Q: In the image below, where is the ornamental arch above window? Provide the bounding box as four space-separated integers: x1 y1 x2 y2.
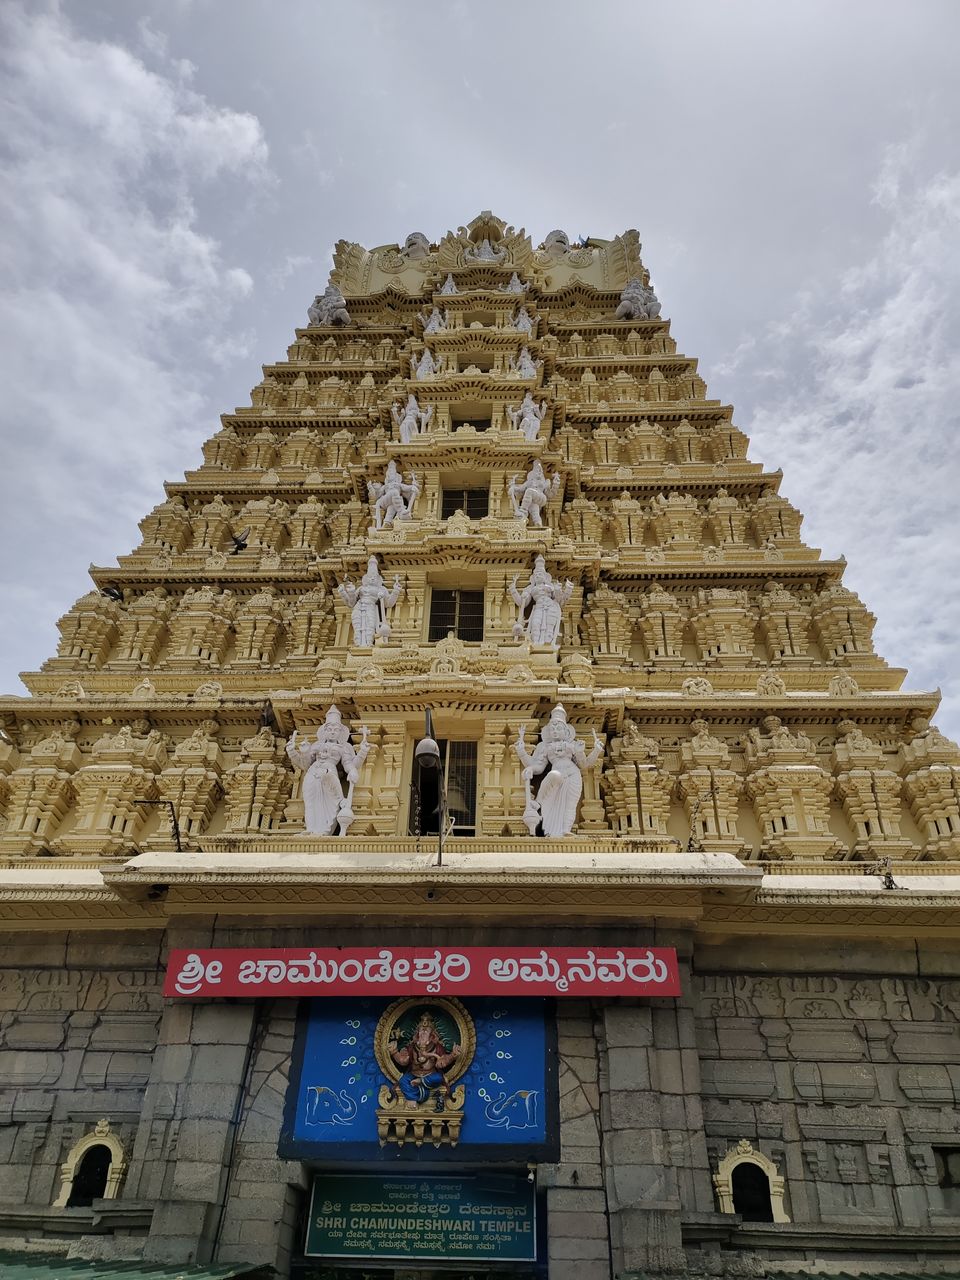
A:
713 1139 789 1223
53 1118 126 1209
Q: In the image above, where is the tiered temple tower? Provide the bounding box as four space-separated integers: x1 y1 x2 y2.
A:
1 213 959 1279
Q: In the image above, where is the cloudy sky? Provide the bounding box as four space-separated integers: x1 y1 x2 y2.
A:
1 0 958 732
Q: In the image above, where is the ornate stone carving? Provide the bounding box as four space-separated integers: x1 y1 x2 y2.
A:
286 707 371 836
507 461 560 526
601 722 672 838
745 716 840 860
899 718 960 858
308 284 351 326
514 705 603 837
615 277 661 320
812 584 877 661
158 721 223 839
338 556 403 646
638 582 684 661
418 305 447 334
509 346 541 379
222 728 290 833
369 460 420 529
508 556 573 647
507 391 547 442
581 585 634 661
410 348 444 380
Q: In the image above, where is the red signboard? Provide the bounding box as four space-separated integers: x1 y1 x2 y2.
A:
164 946 681 999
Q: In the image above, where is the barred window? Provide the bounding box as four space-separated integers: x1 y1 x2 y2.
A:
428 589 484 642
409 739 478 838
441 487 489 519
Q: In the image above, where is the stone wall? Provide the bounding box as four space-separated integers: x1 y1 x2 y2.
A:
0 931 162 1219
3 924 960 1276
693 937 960 1262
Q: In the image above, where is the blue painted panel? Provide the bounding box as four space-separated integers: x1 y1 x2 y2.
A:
290 997 548 1152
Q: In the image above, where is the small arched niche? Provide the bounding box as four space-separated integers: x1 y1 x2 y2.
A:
714 1138 789 1223
53 1118 126 1209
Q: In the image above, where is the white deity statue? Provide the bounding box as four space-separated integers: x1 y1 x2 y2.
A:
514 705 603 837
418 306 448 335
508 391 547 442
391 393 433 444
369 460 420 528
508 461 560 526
439 273 458 295
501 272 525 294
465 237 506 263
307 285 351 326
286 706 371 836
337 556 403 646
411 348 444 380
509 555 573 647
540 229 571 262
615 277 661 321
400 231 431 261
509 306 534 335
510 346 541 379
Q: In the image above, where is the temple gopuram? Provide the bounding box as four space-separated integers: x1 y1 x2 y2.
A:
1 212 959 1280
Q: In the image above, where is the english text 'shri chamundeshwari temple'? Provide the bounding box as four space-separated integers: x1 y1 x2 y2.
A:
2 213 960 1280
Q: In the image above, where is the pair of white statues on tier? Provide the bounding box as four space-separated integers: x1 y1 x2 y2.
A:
392 393 433 444
286 706 370 835
286 704 601 840
510 555 572 647
516 705 603 838
338 556 403 646
508 461 560 526
369 460 420 528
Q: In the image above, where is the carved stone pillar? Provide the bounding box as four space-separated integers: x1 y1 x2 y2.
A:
48 591 120 670
900 719 960 859
750 492 803 546
704 488 748 544
0 724 81 854
285 588 335 668
113 590 173 668
677 720 745 855
637 583 685 662
165 588 235 668
222 729 291 834
759 581 810 661
66 724 168 856
832 721 912 859
231 587 286 666
600 725 668 840
156 723 224 843
745 716 841 860
581 585 635 665
690 588 756 665
811 583 877 661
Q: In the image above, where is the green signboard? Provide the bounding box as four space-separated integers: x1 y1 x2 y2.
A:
305 1172 537 1263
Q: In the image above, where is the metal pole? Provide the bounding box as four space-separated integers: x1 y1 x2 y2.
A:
135 798 183 852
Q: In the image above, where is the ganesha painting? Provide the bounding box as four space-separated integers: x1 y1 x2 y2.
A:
373 997 476 1147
